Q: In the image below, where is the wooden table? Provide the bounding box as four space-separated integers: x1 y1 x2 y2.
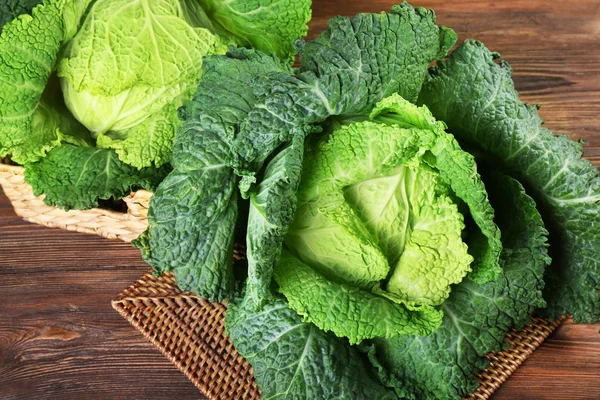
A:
1 1 600 399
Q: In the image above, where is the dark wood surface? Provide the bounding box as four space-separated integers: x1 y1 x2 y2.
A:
1 1 600 399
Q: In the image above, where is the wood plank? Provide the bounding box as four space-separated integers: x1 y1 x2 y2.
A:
0 193 204 400
0 223 146 269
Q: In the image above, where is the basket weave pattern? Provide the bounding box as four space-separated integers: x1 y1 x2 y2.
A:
112 270 261 400
0 160 565 400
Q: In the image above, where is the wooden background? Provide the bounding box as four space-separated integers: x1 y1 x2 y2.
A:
1 1 600 399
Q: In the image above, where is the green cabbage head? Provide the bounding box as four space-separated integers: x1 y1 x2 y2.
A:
278 94 501 344
57 0 224 169
56 0 311 168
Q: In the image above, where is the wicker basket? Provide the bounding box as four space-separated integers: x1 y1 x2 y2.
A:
0 160 566 400
0 163 150 242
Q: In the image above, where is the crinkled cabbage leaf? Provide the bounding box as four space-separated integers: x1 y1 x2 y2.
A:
226 296 397 400
419 39 600 322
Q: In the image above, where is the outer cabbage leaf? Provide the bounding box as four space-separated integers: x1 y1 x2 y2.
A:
0 0 93 164
366 171 549 400
274 251 443 345
418 39 600 322
296 2 457 115
181 47 292 154
231 72 329 175
201 0 312 61
0 0 43 33
245 135 305 308
230 2 458 174
226 296 397 400
170 119 234 172
135 127 237 301
180 47 293 182
136 49 292 299
24 145 168 210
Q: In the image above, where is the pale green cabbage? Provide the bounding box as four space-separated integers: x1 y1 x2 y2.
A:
0 0 311 209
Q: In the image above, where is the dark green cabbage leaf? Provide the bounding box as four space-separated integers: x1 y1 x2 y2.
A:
419 39 600 322
25 145 168 210
226 296 397 400
0 0 44 34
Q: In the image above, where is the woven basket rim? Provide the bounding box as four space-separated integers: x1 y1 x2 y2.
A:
0 162 24 174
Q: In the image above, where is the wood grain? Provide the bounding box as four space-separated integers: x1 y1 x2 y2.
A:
0 206 203 400
1 1 600 399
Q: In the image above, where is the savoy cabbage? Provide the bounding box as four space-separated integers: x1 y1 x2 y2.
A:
0 0 312 208
279 95 500 344
137 3 598 399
